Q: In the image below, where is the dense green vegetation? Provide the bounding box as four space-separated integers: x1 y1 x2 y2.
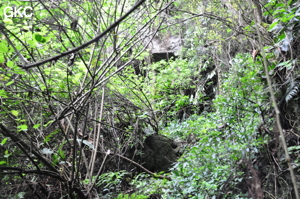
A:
1 0 300 198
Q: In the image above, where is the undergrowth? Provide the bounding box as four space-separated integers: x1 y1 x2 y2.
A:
120 53 268 198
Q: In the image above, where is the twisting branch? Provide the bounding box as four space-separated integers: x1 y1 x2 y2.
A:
0 124 60 176
0 166 64 181
0 26 29 65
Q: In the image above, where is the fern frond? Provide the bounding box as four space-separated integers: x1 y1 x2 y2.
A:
285 81 300 103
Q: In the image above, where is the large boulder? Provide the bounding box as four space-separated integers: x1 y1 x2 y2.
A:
139 134 178 172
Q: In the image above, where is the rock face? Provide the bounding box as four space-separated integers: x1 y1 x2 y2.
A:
139 134 178 172
148 33 182 55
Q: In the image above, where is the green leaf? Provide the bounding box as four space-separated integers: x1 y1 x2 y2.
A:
172 170 180 176
58 149 66 159
11 110 19 117
3 18 13 24
0 42 8 53
7 61 14 68
288 145 300 151
268 21 280 32
277 33 286 41
33 124 41 129
18 124 28 131
44 120 54 127
274 3 285 8
6 80 14 86
34 33 47 43
4 149 11 158
0 90 8 97
44 129 59 143
0 161 6 165
0 138 8 146
52 154 60 164
0 54 4 63
281 14 295 23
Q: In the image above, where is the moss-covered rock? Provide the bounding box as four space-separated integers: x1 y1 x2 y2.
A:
140 134 178 172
